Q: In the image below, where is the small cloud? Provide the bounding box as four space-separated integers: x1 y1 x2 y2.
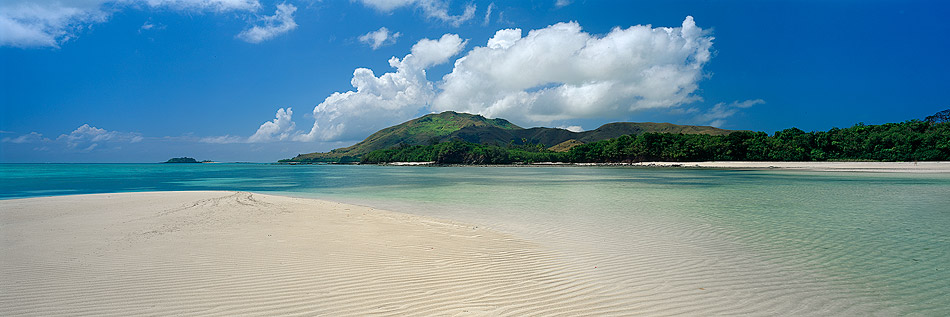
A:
139 20 165 32
421 1 475 27
407 33 467 67
557 125 583 132
143 0 262 12
483 2 494 25
554 0 572 8
1 132 49 144
357 0 475 27
237 3 298 44
358 0 416 12
56 124 143 151
733 99 764 109
359 27 401 50
694 99 765 127
200 135 247 144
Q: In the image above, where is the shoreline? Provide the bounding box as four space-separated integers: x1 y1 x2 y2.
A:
370 160 950 173
624 160 950 172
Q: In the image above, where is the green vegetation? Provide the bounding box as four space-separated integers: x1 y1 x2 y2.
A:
926 109 949 123
361 141 563 164
281 111 521 163
361 118 950 164
164 157 201 163
281 111 731 163
548 139 585 152
446 122 732 149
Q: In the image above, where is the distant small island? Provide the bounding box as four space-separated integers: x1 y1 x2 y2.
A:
164 157 213 163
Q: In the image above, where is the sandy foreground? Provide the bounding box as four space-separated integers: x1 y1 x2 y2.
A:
625 161 950 173
0 191 905 316
0 191 614 316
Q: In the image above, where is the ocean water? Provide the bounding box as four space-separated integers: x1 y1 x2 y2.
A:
2 163 948 314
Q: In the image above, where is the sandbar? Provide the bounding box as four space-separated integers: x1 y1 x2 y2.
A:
0 190 911 315
0 191 603 316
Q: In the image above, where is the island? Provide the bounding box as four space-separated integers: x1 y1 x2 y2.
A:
164 157 212 163
281 109 950 165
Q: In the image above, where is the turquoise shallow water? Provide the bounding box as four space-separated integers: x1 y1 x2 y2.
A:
2 163 949 314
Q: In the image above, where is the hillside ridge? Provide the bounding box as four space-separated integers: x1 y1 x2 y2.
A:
282 111 732 162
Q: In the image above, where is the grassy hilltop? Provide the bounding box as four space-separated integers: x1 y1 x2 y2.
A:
281 111 731 163
282 111 521 162
361 110 950 164
282 109 950 164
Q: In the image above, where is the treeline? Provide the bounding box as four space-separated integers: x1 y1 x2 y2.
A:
164 157 208 163
361 119 950 164
360 141 564 164
279 155 360 163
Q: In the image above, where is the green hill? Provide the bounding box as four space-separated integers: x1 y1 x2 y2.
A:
578 122 732 141
282 111 520 162
282 111 733 162
281 111 733 163
448 122 732 148
357 109 950 164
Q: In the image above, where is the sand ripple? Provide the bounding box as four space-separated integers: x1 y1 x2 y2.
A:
2 191 945 316
0 192 626 316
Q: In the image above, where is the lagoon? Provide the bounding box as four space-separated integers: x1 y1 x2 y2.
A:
2 163 948 314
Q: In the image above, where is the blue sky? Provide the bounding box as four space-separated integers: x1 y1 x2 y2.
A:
1 0 948 163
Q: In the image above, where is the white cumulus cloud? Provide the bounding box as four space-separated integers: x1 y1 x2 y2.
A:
407 34 468 67
237 3 297 44
554 0 572 8
358 0 475 27
249 107 297 142
297 33 466 141
56 124 143 151
432 16 714 125
359 27 401 49
0 0 267 48
240 17 720 145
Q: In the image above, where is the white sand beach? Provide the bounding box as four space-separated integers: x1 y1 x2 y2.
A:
627 161 950 173
0 191 612 316
0 190 916 315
